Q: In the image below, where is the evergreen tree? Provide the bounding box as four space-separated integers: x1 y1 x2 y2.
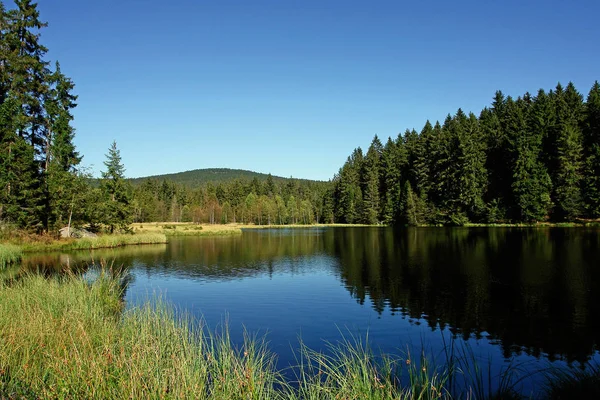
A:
333 148 363 223
45 62 81 230
398 181 422 226
100 141 131 233
583 81 600 217
455 111 487 220
380 137 403 224
481 92 512 221
509 95 552 221
551 82 584 220
361 136 382 224
413 121 434 199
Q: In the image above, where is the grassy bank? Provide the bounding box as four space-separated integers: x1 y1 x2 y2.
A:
0 244 22 269
132 222 244 236
1 272 597 399
131 222 374 236
0 272 280 399
0 272 450 399
16 233 168 253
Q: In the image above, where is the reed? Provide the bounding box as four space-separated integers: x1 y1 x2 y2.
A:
0 271 281 399
2 271 599 399
0 244 22 269
19 233 167 252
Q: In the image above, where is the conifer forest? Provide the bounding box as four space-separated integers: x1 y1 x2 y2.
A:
1 0 599 233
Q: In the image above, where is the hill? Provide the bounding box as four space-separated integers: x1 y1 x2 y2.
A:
127 168 322 188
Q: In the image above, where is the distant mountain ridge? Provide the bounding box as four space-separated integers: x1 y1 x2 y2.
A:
127 168 322 187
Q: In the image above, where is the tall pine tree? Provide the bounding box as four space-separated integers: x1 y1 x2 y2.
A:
582 81 600 218
100 141 132 233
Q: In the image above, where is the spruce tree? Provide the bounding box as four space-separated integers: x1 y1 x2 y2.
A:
481 92 512 221
551 82 584 220
100 141 131 233
413 121 434 198
45 62 81 230
509 96 552 221
582 82 600 218
399 180 423 226
380 137 403 224
456 111 487 220
361 136 382 224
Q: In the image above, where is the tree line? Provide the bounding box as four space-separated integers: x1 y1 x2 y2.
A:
1 1 599 234
0 1 135 234
331 81 600 225
0 0 331 232
130 175 331 225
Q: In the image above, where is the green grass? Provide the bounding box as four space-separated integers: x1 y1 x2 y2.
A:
0 244 22 269
288 336 451 400
2 271 599 399
542 362 600 399
19 233 167 253
0 271 280 399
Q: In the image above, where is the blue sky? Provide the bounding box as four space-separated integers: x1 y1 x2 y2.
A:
31 0 600 181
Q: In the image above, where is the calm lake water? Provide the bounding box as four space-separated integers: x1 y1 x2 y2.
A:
24 227 600 394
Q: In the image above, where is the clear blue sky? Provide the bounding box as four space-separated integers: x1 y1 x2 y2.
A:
32 0 599 181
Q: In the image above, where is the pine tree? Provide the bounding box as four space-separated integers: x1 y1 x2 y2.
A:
509 95 552 221
100 141 131 233
380 137 403 224
333 148 363 223
398 181 422 226
456 111 487 220
481 92 512 221
551 82 584 220
361 136 382 224
45 62 81 230
0 0 50 229
582 81 600 218
413 121 434 199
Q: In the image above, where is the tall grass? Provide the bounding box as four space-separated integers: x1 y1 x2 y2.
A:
0 271 281 399
2 271 599 399
19 233 167 252
542 362 600 399
287 336 451 400
0 244 22 269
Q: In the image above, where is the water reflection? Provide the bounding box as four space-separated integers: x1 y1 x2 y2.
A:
20 228 600 365
330 228 600 363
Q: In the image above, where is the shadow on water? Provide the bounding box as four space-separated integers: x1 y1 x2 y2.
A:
13 227 600 395
15 244 168 299
329 227 600 364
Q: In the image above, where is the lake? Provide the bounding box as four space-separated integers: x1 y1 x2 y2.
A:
24 227 600 395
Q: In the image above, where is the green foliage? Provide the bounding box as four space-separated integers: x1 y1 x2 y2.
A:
332 82 598 226
100 142 132 233
127 167 318 188
582 81 600 218
361 136 382 224
0 243 21 269
0 1 84 232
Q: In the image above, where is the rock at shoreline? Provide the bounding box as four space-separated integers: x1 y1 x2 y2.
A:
59 227 98 238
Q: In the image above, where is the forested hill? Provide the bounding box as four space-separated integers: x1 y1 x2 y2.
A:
331 81 600 226
127 168 320 187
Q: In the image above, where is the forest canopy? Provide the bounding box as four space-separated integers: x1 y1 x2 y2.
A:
0 0 598 233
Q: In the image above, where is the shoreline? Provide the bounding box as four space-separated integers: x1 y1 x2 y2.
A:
1 271 596 399
2 221 599 261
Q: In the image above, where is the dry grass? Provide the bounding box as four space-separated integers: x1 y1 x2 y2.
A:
131 222 372 236
17 233 168 253
132 222 243 236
